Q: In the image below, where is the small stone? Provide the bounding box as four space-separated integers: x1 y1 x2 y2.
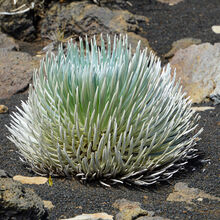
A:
143 195 148 202
191 106 215 112
212 25 220 34
197 198 203 202
217 121 220 126
185 206 193 211
61 213 113 220
0 105 8 113
13 175 48 185
156 0 184 6
43 200 54 210
75 206 83 209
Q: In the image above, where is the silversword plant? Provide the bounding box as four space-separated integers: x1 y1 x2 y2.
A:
8 35 202 186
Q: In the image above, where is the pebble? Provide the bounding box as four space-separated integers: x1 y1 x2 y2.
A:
156 0 184 6
61 213 113 220
212 25 220 34
43 200 54 210
0 105 8 113
13 175 48 185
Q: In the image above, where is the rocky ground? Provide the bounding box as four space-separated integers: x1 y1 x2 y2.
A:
0 0 220 219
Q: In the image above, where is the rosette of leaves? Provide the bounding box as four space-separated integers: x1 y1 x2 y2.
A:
8 35 202 186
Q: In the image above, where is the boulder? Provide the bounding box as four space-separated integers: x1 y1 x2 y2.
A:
0 176 48 219
40 1 151 52
170 43 220 103
0 50 40 99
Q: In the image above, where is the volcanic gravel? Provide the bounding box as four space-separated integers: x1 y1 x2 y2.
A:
0 0 220 219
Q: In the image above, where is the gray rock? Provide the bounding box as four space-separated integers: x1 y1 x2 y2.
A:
40 1 151 53
0 50 40 99
0 32 19 51
170 43 220 103
0 177 48 219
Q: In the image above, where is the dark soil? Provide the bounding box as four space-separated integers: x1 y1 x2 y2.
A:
1 0 220 220
124 0 220 57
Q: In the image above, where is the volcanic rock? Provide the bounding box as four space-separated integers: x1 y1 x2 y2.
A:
0 177 48 219
40 1 151 52
0 50 39 99
170 43 220 103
